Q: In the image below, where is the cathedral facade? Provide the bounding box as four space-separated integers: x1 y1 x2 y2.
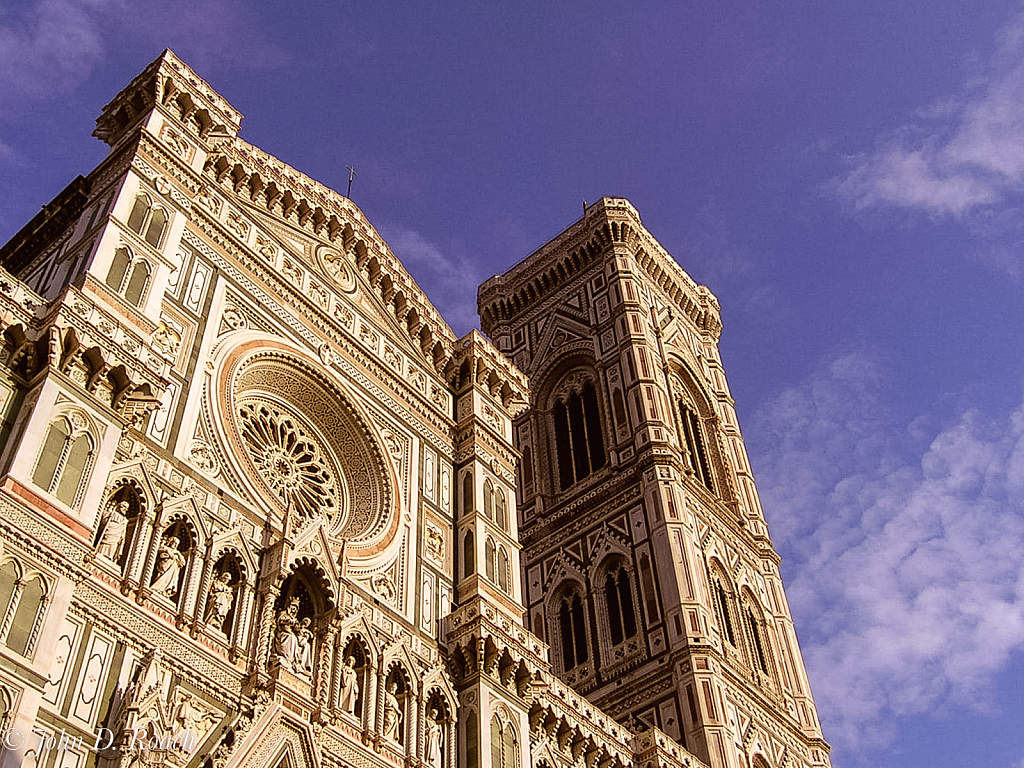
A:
0 51 829 768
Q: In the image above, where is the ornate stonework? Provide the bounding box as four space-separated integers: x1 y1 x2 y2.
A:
0 49 828 768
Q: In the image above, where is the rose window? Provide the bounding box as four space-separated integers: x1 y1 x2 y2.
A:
237 398 339 523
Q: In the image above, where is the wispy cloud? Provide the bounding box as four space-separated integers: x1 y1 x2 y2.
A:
834 12 1024 217
0 0 113 104
749 350 1024 755
378 224 482 336
0 0 284 111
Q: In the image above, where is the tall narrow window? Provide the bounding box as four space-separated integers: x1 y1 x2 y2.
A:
680 404 714 492
32 418 94 508
553 378 606 490
485 538 495 582
557 590 589 670
483 479 494 520
126 194 168 248
6 576 45 655
747 607 770 674
497 547 509 593
714 578 736 646
466 712 478 768
618 568 637 639
106 247 130 291
605 566 638 646
123 261 151 306
462 471 474 517
606 572 624 645
0 562 17 622
494 487 507 531
105 246 151 308
463 531 475 578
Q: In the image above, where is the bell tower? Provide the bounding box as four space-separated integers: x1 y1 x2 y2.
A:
478 198 830 768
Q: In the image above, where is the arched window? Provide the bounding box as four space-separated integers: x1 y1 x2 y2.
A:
490 714 518 768
7 576 45 655
485 537 495 582
32 417 94 508
0 562 17 624
494 487 507 531
556 589 588 670
742 595 773 679
678 402 714 493
105 247 152 307
126 193 168 248
554 379 605 490
604 565 638 646
713 575 737 647
497 546 510 593
0 561 49 658
483 478 494 520
466 711 478 768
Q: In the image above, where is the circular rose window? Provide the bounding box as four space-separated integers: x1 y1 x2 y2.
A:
212 341 395 548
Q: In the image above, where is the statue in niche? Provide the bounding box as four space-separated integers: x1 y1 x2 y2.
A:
151 534 186 597
273 597 302 674
205 571 236 633
382 681 402 742
339 655 359 716
425 707 443 768
97 499 130 561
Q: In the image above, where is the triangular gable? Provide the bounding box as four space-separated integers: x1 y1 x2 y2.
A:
421 660 458 713
158 493 211 542
224 703 321 768
337 612 381 661
533 314 592 367
209 527 259 579
105 458 161 511
381 639 420 696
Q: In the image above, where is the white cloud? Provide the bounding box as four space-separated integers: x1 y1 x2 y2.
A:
378 225 482 336
749 350 1024 755
0 0 113 104
835 12 1024 217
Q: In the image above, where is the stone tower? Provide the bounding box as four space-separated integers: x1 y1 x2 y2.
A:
478 198 830 768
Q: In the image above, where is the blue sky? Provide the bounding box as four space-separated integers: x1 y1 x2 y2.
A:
3 2 1024 766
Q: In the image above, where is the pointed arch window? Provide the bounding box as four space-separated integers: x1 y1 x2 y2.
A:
557 589 589 670
713 575 737 647
105 247 152 308
32 417 95 508
554 380 605 490
127 193 168 248
744 604 771 676
490 715 518 768
484 537 511 594
605 565 638 646
0 561 49 658
678 402 714 493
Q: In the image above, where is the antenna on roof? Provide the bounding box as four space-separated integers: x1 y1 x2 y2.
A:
346 166 357 198
583 200 588 216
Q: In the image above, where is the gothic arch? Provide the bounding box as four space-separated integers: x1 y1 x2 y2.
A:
667 359 724 495
708 557 739 651
533 357 608 492
593 553 639 651
740 586 777 683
